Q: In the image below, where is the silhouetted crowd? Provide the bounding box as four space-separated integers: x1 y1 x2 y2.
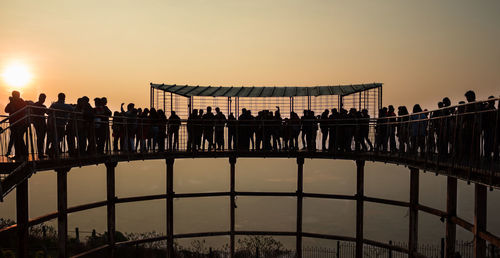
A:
3 90 499 164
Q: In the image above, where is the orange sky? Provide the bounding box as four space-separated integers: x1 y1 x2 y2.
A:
1 0 499 112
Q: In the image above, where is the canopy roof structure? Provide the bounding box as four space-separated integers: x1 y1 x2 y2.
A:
150 83 382 98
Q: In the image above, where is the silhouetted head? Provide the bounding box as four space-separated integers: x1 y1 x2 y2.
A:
171 111 176 115
127 103 134 111
388 105 394 112
413 104 422 113
442 97 451 107
362 109 368 115
113 111 120 116
199 109 204 115
101 97 107 105
207 106 212 112
57 93 65 102
438 102 443 108
82 96 89 103
465 90 476 102
94 98 102 106
215 107 220 113
11 91 20 99
38 93 46 103
192 109 198 115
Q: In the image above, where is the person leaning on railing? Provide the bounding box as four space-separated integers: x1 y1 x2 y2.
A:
4 91 27 160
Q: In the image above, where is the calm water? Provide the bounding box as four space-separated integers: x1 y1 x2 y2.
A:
1 158 499 249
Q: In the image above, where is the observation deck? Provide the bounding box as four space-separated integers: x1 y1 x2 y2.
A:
0 85 499 258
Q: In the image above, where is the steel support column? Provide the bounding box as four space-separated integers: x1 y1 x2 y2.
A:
296 157 304 258
16 178 29 258
106 162 118 258
446 177 457 258
356 160 365 258
474 184 487 258
166 158 175 258
409 167 419 257
56 167 71 258
229 156 236 258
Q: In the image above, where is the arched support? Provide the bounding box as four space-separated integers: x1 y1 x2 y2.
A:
105 162 118 258
229 156 236 258
409 167 419 257
356 160 365 258
16 178 28 258
474 184 487 258
296 157 304 258
445 177 457 258
166 158 175 258
56 167 71 258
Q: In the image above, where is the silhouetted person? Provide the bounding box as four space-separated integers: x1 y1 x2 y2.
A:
149 108 159 151
121 103 137 152
31 93 47 158
227 112 236 150
196 109 204 150
359 109 373 151
4 91 27 159
290 111 301 150
47 93 74 156
396 106 409 153
168 111 180 150
214 107 226 150
320 109 329 151
101 97 112 152
94 98 108 154
187 109 198 151
328 108 339 153
112 111 122 151
202 107 215 151
410 104 427 154
387 105 397 152
463 90 481 165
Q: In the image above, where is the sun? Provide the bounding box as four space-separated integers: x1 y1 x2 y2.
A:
1 62 33 89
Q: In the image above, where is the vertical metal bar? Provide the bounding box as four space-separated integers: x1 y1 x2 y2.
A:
296 157 304 258
150 85 153 109
474 184 487 258
16 178 29 258
356 160 365 258
166 158 175 258
229 156 236 258
445 177 457 258
163 91 166 112
409 167 419 256
106 162 117 258
170 93 173 114
57 168 70 258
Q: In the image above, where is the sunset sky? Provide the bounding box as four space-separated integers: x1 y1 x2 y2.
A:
1 0 499 111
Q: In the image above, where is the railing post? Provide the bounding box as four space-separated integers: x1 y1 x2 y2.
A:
409 167 419 257
229 156 236 258
166 157 175 258
356 160 365 258
474 184 487 258
445 177 457 258
296 157 304 258
16 177 29 258
56 167 71 258
106 162 118 258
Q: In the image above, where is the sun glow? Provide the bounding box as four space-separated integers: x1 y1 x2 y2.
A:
1 62 33 89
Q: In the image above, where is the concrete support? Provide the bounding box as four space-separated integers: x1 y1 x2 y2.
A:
409 167 419 257
474 184 487 258
106 162 118 258
445 177 457 258
296 157 304 258
56 168 70 258
356 160 365 258
166 158 175 258
16 178 29 258
229 156 236 258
